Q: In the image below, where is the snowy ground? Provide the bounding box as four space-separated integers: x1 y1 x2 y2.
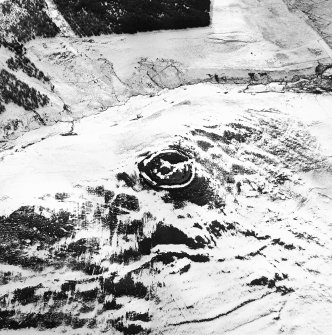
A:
67 0 332 81
2 0 332 143
1 0 332 334
0 83 331 334
1 83 332 211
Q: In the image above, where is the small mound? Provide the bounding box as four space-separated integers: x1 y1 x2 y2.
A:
138 149 195 189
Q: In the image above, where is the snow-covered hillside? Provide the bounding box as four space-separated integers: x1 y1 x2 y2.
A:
0 83 332 334
1 0 332 144
1 0 332 334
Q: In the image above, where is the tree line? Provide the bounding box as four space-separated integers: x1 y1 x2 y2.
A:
0 69 50 113
53 0 211 36
7 55 51 83
0 0 59 43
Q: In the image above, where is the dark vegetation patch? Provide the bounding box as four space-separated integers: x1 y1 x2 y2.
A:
102 273 147 299
12 285 41 305
41 278 108 314
87 185 106 197
7 55 50 82
75 288 99 302
0 206 74 268
0 0 59 44
272 238 296 250
71 262 106 276
66 238 100 257
110 247 143 265
113 193 140 212
1 254 46 271
53 0 211 36
241 230 270 240
249 275 281 288
197 140 214 151
193 222 203 229
86 186 115 203
0 271 12 285
191 128 224 142
0 100 5 114
109 213 209 265
0 310 92 330
110 219 207 264
0 69 49 112
105 190 115 203
43 290 67 305
271 172 291 185
113 246 210 267
192 124 259 146
179 263 191 274
151 252 209 265
2 206 74 243
235 246 268 261
243 150 277 166
140 222 206 252
161 175 223 209
118 219 144 235
0 270 148 332
116 172 137 188
0 39 25 55
231 163 256 175
222 130 249 144
0 31 54 116
275 285 295 295
61 281 77 292
53 240 106 275
87 186 104 197
248 273 294 295
0 312 65 330
1 260 149 332
290 230 323 246
246 246 267 258
103 298 122 311
107 206 130 238
208 220 236 238
0 189 212 331
55 192 70 201
126 312 151 322
228 123 258 135
111 317 146 335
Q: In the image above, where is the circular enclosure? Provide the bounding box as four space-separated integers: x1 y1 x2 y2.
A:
138 149 195 189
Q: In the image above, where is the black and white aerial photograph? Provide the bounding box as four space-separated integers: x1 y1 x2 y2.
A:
0 0 332 334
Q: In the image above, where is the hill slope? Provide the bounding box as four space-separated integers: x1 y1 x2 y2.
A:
0 84 331 334
2 0 332 145
1 2 332 333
